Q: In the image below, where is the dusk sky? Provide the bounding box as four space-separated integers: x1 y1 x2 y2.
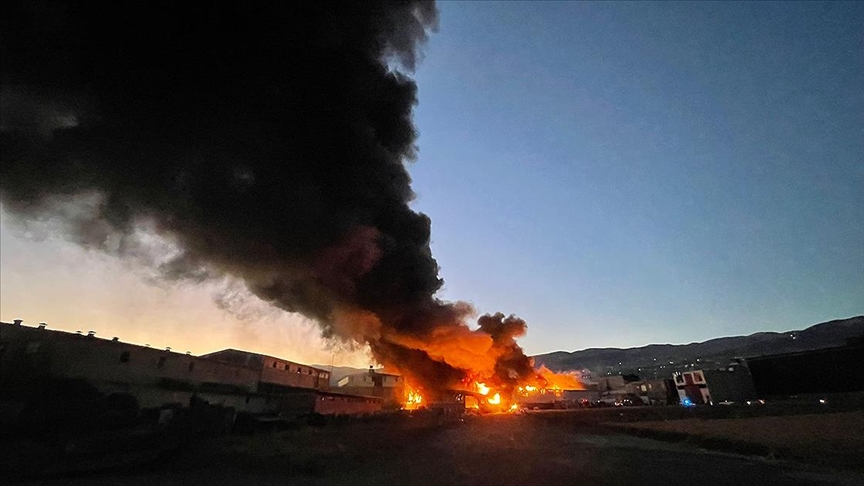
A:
1 1 862 366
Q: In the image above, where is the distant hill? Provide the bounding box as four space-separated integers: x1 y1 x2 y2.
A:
532 316 864 375
315 317 863 384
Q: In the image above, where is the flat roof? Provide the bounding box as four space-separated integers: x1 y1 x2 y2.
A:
200 348 330 373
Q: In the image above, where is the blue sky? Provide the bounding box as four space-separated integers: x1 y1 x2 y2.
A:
1 1 861 358
407 1 863 352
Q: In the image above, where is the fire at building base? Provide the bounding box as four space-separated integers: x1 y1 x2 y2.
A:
0 319 585 436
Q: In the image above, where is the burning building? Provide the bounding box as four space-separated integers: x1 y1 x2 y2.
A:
0 1 582 406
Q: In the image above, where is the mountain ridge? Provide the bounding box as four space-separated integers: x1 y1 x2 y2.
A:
533 316 863 374
315 316 863 383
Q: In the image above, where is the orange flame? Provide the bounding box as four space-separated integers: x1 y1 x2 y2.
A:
535 365 583 390
402 384 424 410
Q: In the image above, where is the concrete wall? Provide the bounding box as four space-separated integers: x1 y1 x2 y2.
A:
747 344 864 397
1 323 391 422
338 385 403 407
338 372 403 388
624 379 673 405
703 368 758 403
336 372 404 406
260 355 329 390
315 393 382 415
0 323 259 393
203 349 330 390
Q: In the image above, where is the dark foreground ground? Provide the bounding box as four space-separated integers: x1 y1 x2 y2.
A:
5 409 864 486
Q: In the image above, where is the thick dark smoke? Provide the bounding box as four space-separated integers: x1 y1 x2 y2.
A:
1 1 545 394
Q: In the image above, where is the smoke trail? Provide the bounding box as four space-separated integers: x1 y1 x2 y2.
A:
1 1 555 393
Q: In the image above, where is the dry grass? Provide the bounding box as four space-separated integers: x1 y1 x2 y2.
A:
611 411 864 469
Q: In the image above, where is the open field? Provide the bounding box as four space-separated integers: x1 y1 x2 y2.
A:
608 411 864 471
5 409 864 485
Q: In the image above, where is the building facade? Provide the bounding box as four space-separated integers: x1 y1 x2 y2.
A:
0 321 380 427
336 369 404 408
201 348 331 391
747 341 864 398
673 370 711 405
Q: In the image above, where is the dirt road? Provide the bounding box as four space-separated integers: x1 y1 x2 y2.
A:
15 413 864 486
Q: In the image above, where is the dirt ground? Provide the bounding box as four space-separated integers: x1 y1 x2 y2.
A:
10 411 864 486
609 411 864 470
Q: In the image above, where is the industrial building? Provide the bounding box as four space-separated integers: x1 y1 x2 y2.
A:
337 369 405 407
673 361 759 405
0 320 383 430
747 339 864 399
673 370 711 405
701 365 758 404
625 379 678 405
201 348 331 392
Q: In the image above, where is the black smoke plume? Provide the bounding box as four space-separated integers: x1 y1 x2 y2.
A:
1 1 551 394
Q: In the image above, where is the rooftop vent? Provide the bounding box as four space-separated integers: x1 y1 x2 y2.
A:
13 319 23 326
38 322 47 330
87 331 96 338
76 330 83 335
185 351 191 355
165 347 171 352
112 337 120 341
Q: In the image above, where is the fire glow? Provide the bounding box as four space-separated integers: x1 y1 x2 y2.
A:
401 367 583 413
1 1 583 420
403 385 424 411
